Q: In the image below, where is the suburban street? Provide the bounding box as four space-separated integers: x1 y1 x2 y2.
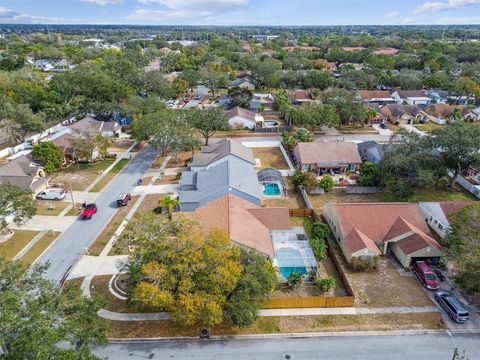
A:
93 332 480 359
182 85 209 109
36 145 158 285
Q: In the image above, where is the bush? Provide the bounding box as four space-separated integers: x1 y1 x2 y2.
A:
349 256 378 271
319 175 334 192
309 237 328 261
311 222 330 239
31 141 64 173
356 162 381 187
287 272 303 288
314 277 336 292
291 170 305 187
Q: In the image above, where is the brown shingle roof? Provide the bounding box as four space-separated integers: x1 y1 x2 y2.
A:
373 48 400 55
293 142 362 166
344 228 380 255
225 106 256 121
425 104 468 117
176 194 291 256
359 90 392 100
287 89 311 101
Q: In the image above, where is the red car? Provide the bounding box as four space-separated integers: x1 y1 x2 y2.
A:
412 261 439 290
81 203 98 220
116 193 132 207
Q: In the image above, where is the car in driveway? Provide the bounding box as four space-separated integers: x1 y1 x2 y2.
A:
412 261 439 290
435 290 469 323
36 188 67 201
116 193 131 207
194 93 202 100
81 203 98 220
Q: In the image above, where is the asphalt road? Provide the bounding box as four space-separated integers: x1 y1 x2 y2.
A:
36 145 158 285
92 333 480 360
182 85 209 109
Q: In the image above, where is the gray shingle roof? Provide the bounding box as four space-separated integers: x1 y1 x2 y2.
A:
179 160 262 205
190 138 255 167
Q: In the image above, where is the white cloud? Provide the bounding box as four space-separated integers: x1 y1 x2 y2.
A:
0 6 76 23
402 17 415 24
384 11 400 19
81 0 123 5
130 0 249 24
415 0 480 13
436 16 480 23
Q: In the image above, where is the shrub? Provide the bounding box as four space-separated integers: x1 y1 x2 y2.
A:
302 172 318 192
319 175 334 192
311 222 330 239
287 272 303 288
349 256 378 271
309 237 328 261
31 141 64 173
314 277 336 292
291 170 305 187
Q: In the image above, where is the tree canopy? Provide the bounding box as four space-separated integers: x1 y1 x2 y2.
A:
0 183 37 233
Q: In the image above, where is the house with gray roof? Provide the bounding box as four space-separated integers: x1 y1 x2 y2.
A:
0 154 48 194
179 138 262 211
189 138 255 171
357 141 385 164
69 116 121 137
231 76 255 90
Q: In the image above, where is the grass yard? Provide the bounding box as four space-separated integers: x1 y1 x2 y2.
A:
51 160 115 191
329 240 434 308
414 122 443 132
0 230 40 260
88 196 138 256
252 147 288 169
19 230 59 265
166 151 192 168
107 313 444 338
65 204 82 216
90 158 129 193
35 201 70 216
263 177 306 209
309 189 381 213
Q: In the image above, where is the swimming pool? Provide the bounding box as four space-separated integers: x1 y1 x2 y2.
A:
263 120 280 128
263 182 281 196
275 247 307 279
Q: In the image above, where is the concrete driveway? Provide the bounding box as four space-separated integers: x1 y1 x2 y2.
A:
36 145 158 285
423 268 480 331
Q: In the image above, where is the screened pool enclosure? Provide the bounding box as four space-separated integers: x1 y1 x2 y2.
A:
257 168 287 197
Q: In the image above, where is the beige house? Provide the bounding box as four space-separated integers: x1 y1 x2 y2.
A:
379 104 426 125
324 203 443 268
0 154 48 195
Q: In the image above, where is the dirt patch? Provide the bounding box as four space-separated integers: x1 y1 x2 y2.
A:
51 160 114 191
107 312 444 338
330 240 434 308
166 151 192 168
155 174 179 185
108 139 134 153
151 155 167 169
309 189 382 213
253 147 288 169
263 177 306 208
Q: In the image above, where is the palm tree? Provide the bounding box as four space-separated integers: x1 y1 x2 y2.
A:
159 193 179 219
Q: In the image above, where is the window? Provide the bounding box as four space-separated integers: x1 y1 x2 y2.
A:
438 224 443 230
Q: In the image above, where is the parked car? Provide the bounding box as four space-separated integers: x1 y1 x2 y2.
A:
81 203 97 220
116 193 131 207
36 188 67 201
435 290 469 323
194 94 202 100
380 123 389 129
435 269 446 282
412 261 439 290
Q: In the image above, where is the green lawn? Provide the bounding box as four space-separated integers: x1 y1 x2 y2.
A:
90 158 129 193
19 231 59 265
60 160 115 173
379 185 476 202
35 201 69 216
51 160 115 191
0 230 40 260
413 122 443 132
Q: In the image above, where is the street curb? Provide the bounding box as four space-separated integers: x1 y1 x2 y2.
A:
107 329 480 343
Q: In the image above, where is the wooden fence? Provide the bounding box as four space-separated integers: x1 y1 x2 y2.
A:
265 295 354 309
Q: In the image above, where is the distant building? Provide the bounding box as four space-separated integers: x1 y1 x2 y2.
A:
358 90 395 105
252 35 279 42
390 90 431 106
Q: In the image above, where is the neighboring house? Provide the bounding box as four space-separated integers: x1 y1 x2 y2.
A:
282 46 321 52
287 89 312 105
358 90 395 105
252 35 279 41
423 104 473 125
176 194 291 256
69 116 121 137
365 104 387 125
419 201 475 238
426 90 448 104
469 107 480 121
143 59 162 72
179 138 262 211
49 130 77 164
373 48 400 55
231 77 255 90
390 90 431 106
467 165 480 184
357 141 385 164
323 203 443 267
0 154 48 194
293 142 362 173
225 106 257 129
379 104 426 125
249 93 275 111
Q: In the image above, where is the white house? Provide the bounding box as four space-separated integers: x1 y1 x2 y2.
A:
419 202 475 238
225 107 257 129
391 90 432 106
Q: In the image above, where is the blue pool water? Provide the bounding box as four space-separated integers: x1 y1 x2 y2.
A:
263 182 281 196
279 266 307 279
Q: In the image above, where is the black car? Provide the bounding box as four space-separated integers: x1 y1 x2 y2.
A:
434 290 469 323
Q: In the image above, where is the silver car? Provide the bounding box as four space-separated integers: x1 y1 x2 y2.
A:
434 290 469 323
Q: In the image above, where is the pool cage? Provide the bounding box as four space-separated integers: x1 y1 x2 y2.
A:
257 168 287 195
271 227 318 280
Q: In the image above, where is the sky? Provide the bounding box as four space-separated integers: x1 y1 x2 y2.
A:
1 0 480 26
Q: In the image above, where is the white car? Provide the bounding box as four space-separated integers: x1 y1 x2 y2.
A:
36 188 67 201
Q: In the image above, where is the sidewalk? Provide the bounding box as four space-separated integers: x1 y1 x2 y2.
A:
400 124 427 137
132 184 179 196
67 255 128 279
10 216 76 231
